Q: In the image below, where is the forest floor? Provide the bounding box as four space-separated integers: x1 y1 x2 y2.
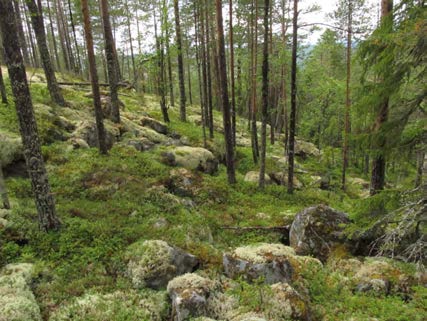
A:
0 68 425 321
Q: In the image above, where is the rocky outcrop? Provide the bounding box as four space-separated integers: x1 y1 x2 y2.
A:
289 205 351 262
0 132 23 168
244 171 272 185
71 120 119 150
223 243 322 284
161 147 218 174
0 263 42 321
295 140 320 158
49 289 169 321
126 240 199 289
166 168 201 197
141 116 168 134
269 283 311 320
269 171 303 189
167 273 215 321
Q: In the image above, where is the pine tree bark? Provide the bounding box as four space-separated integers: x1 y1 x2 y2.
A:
173 0 186 121
287 0 298 194
100 0 120 124
205 2 214 138
370 0 393 195
67 0 82 74
259 0 270 188
22 0 40 68
0 0 60 230
229 0 236 146
157 0 170 123
13 0 30 66
54 0 70 71
0 166 10 209
46 0 61 71
81 0 108 155
26 0 66 106
124 0 137 89
165 18 175 107
250 0 259 164
342 2 352 190
0 65 8 104
215 0 236 185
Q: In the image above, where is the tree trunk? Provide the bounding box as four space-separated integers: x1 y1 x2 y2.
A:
13 0 30 66
100 0 121 124
54 0 70 71
157 0 170 123
22 0 40 68
250 0 259 164
0 0 60 230
370 0 393 196
229 0 236 146
205 1 214 138
26 0 66 106
287 0 298 194
342 2 352 190
0 166 10 209
46 0 61 71
165 18 175 107
259 0 270 188
81 0 108 155
173 0 186 121
56 0 75 72
124 0 137 89
0 65 7 104
215 0 236 184
67 0 82 74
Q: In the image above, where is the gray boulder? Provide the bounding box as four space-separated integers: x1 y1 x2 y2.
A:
126 240 199 290
162 147 218 174
244 171 272 185
141 116 168 134
71 120 119 150
289 205 351 262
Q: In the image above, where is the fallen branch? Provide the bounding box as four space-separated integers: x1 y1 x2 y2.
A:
57 81 133 88
220 225 289 232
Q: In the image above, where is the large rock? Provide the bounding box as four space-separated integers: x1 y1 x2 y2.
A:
269 171 303 189
244 171 272 185
167 273 215 321
295 140 320 158
162 147 218 174
71 120 119 150
126 240 199 289
166 168 201 197
141 116 168 134
0 263 42 321
49 289 169 321
269 283 311 321
223 243 322 284
0 132 23 168
289 205 351 262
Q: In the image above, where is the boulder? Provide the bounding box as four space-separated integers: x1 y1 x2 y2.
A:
0 263 42 321
126 240 199 289
125 137 156 152
162 147 218 174
223 243 322 284
269 283 311 321
141 116 168 134
244 171 272 185
49 289 169 321
167 273 215 321
71 120 119 150
230 312 268 321
0 132 23 168
295 140 320 158
166 168 201 197
269 172 303 188
289 205 351 262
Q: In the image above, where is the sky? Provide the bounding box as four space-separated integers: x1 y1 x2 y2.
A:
299 0 378 43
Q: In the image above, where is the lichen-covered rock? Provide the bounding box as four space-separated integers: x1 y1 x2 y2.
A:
268 172 303 188
269 283 311 321
49 289 169 321
162 147 218 174
295 140 320 158
141 116 168 134
223 243 322 284
230 312 268 321
244 171 272 184
167 273 215 321
166 168 201 197
127 240 199 289
289 205 351 262
71 120 119 150
0 263 42 321
0 132 23 167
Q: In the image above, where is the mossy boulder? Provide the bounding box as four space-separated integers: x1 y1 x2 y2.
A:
223 243 322 284
167 273 216 321
0 132 23 168
141 116 168 134
71 120 119 150
269 171 303 188
289 205 351 262
230 312 268 321
244 171 272 184
269 282 311 321
49 289 169 321
0 263 42 321
126 240 199 289
166 168 201 197
162 147 218 174
294 140 320 158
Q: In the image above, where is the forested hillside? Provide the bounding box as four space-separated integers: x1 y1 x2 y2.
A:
0 0 425 320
